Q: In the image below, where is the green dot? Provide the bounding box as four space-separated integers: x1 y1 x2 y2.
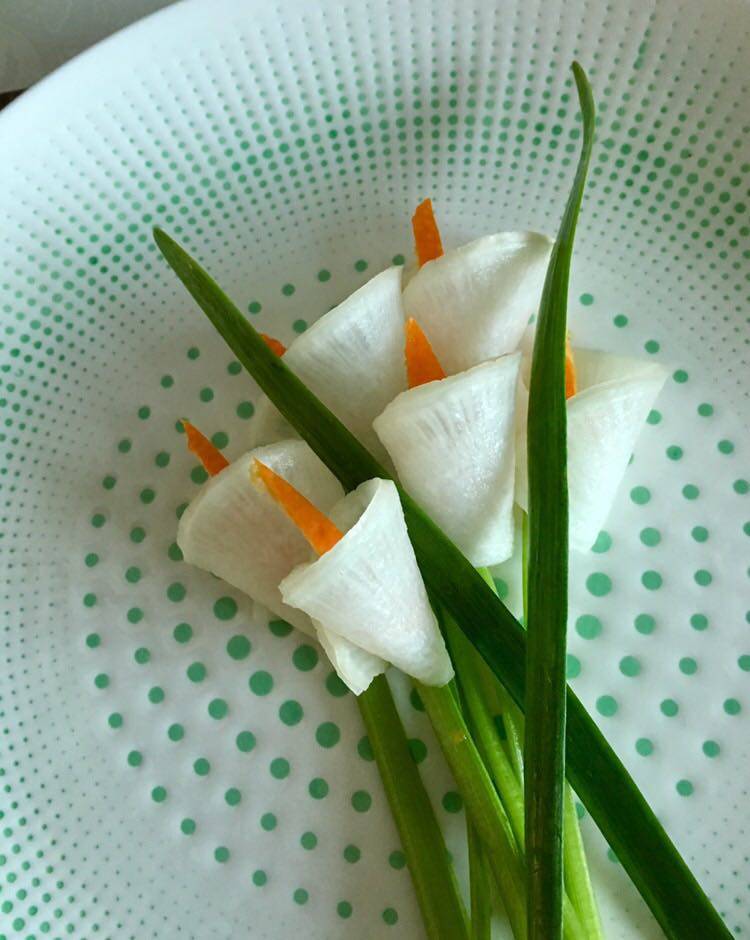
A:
308 777 329 799
127 750 142 768
301 831 317 850
236 731 256 753
343 844 360 863
676 779 693 797
641 570 662 590
293 318 308 334
293 888 309 905
187 662 206 682
108 712 123 729
161 374 174 388
723 698 741 715
173 622 192 643
566 654 581 679
208 698 228 719
666 445 683 461
268 618 292 637
619 656 641 677
236 401 255 419
738 655 750 672
635 737 653 756
575 615 602 639
392 253 405 266
193 757 210 776
252 869 267 886
409 688 425 711
84 552 99 568
151 786 167 803
140 487 155 505
281 283 295 296
124 566 141 584
248 301 262 315
733 478 749 495
85 632 100 649
408 738 428 764
693 569 712 587
580 292 594 305
83 591 98 607
130 525 146 543
682 484 699 500
279 700 303 726
389 849 406 869
317 269 331 282
167 723 184 742
660 698 679 717
180 818 196 835
187 346 200 360
155 451 170 468
352 790 372 812
260 812 277 831
697 402 714 417
630 486 651 505
167 541 183 561
226 635 251 660
94 672 109 689
214 846 230 863
644 339 660 354
613 314 628 327
249 670 273 695
91 513 106 528
148 686 165 704
102 474 117 490
316 722 341 748
326 671 349 697
227 360 241 376
213 596 237 620
673 369 688 384
118 437 132 453
586 572 612 596
634 613 655 634
198 387 214 404
292 644 318 671
690 613 708 631
442 791 463 813
702 740 720 757
639 527 661 547
166 581 186 603
382 908 399 926
270 757 290 779
357 735 374 761
337 901 353 919
691 526 709 543
679 657 697 675
211 431 229 449
646 409 661 425
718 438 735 455
127 607 144 624
591 530 612 553
596 695 618 717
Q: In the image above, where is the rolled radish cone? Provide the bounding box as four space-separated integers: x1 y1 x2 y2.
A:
281 479 454 687
177 440 343 636
515 348 669 552
402 232 552 375
249 266 407 459
373 354 522 567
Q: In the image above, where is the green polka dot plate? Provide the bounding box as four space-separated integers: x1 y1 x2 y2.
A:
0 0 748 937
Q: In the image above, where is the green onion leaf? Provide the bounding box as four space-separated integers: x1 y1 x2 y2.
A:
523 61 594 939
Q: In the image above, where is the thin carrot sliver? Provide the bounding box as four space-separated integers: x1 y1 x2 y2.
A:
252 459 343 556
412 198 444 267
565 337 577 399
260 333 287 357
182 419 229 476
405 317 446 389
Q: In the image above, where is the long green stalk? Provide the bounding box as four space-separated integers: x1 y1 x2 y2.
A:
152 64 731 937
358 676 470 940
563 789 603 939
468 822 492 940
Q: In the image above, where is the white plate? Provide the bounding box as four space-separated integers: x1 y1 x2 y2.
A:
0 0 748 936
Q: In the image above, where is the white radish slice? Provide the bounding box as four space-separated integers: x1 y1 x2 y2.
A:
373 354 522 567
249 266 407 458
177 440 343 636
402 232 552 375
515 349 668 552
281 479 453 686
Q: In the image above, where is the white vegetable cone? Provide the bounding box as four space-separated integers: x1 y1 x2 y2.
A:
373 354 522 567
402 232 552 375
250 266 407 459
281 479 454 687
177 440 343 636
515 347 668 552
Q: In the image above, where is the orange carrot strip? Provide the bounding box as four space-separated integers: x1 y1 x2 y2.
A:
260 333 287 357
252 459 343 556
405 317 446 389
181 419 229 477
565 336 577 400
412 198 444 267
